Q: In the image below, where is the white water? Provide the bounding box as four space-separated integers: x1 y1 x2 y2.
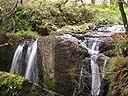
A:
80 38 108 96
10 39 39 84
58 34 108 96
25 39 39 83
25 45 32 65
89 39 101 96
10 44 24 74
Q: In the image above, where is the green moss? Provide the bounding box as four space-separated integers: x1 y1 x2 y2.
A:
15 30 38 39
0 71 57 96
43 73 75 96
0 71 25 96
43 73 57 91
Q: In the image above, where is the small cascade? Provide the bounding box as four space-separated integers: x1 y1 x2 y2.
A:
10 39 39 84
25 45 32 65
88 38 101 96
10 44 24 74
58 34 108 96
25 39 39 84
80 38 108 96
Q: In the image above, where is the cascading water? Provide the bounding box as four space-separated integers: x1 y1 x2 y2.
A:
80 37 102 96
25 39 39 84
25 45 32 65
10 39 39 84
88 38 101 96
58 34 108 96
10 44 24 74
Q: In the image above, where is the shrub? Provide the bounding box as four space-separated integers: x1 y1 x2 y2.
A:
14 0 94 35
108 56 128 96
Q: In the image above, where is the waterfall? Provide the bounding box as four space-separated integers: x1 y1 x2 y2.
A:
58 34 108 96
10 39 39 84
25 39 39 84
10 44 24 74
88 38 101 96
80 37 102 96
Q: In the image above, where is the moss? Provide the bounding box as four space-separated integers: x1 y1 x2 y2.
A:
43 73 75 96
43 73 57 91
15 30 38 39
0 71 25 96
0 71 59 96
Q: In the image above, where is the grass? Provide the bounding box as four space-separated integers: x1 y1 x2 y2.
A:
107 56 128 96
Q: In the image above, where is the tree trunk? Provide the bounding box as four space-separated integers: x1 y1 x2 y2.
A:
118 0 128 34
91 0 95 4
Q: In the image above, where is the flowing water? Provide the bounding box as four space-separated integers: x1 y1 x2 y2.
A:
80 37 102 96
10 44 24 74
58 34 108 96
11 33 109 95
25 39 39 84
88 38 101 96
10 39 39 84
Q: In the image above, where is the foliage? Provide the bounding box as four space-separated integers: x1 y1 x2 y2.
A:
114 35 128 56
107 56 128 96
15 5 51 36
107 35 128 95
62 23 89 33
86 5 121 27
0 71 25 96
16 0 93 33
15 30 38 39
43 73 57 91
1 0 127 35
0 0 16 33
0 71 56 96
0 0 94 35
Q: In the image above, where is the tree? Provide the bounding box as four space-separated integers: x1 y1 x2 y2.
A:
118 0 128 34
91 0 95 4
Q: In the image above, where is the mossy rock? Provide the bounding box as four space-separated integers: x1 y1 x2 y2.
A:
0 71 60 96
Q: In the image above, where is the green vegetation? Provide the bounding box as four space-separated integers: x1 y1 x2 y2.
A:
1 0 126 36
2 0 128 96
0 71 25 96
0 71 55 96
108 56 128 96
113 35 128 56
107 34 128 96
14 0 93 35
15 30 38 39
43 73 57 91
88 5 121 26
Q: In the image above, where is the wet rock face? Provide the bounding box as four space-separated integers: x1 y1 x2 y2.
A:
0 33 15 71
38 36 88 96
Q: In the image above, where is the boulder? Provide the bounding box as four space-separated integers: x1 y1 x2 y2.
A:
38 36 88 96
0 33 15 71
